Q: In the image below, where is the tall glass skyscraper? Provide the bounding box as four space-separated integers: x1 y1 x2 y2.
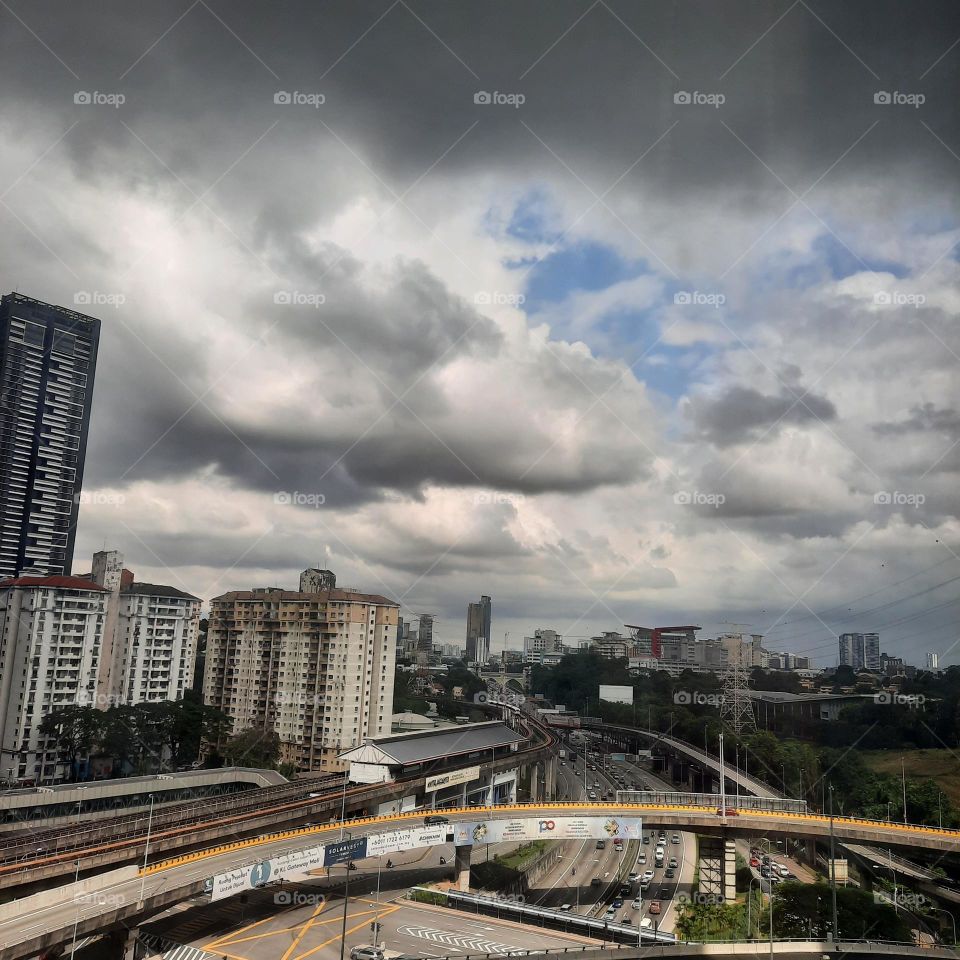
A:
0 293 100 578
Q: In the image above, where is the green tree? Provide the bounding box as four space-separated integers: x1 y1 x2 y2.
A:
38 704 102 780
224 726 281 768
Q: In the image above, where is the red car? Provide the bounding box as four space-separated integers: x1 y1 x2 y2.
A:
750 857 760 867
648 900 662 915
716 807 739 816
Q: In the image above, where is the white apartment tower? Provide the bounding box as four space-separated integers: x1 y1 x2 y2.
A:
203 571 399 772
0 575 108 783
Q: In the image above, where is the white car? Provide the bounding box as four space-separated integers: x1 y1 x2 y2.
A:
632 898 642 910
350 948 384 960
641 870 655 882
560 903 572 912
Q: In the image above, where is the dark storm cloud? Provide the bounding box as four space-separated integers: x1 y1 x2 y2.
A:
873 403 960 438
688 383 837 447
1 1 958 213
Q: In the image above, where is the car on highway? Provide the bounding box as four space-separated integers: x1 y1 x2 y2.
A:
596 839 606 850
588 791 597 800
605 905 617 918
664 868 675 879
648 900 662 915
641 870 655 882
628 871 640 882
671 834 680 844
642 835 650 844
591 877 602 887
423 815 448 825
612 898 623 908
632 897 642 910
350 947 384 960
637 853 646 864
749 857 760 867
640 918 653 931
560 903 572 912
668 857 678 869
760 865 772 877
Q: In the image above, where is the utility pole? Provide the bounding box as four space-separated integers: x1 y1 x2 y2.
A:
901 757 908 825
828 785 838 942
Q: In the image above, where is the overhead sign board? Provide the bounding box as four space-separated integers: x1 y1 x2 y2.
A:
425 765 480 792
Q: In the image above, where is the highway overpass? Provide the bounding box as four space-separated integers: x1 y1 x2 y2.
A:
1 801 957 960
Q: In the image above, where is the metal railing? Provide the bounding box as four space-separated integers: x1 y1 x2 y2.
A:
614 791 808 815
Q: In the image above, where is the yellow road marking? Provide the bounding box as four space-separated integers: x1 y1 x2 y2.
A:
279 900 327 960
292 905 400 960
205 913 279 950
224 907 381 945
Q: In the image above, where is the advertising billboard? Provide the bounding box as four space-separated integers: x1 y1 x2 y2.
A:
599 684 633 705
211 860 274 902
323 835 368 866
465 816 642 845
366 824 453 858
424 765 480 792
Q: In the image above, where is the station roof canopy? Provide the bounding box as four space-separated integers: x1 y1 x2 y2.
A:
339 720 524 767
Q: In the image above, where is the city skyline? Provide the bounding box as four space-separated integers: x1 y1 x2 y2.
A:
0 2 956 670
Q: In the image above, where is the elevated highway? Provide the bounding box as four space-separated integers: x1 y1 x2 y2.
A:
1 801 956 960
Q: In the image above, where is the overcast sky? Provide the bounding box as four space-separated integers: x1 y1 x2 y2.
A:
2 1 958 666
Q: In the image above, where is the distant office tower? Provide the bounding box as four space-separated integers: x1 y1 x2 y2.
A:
417 614 435 654
926 652 939 670
0 294 100 579
204 572 398 771
523 628 563 661
839 632 880 671
465 594 491 662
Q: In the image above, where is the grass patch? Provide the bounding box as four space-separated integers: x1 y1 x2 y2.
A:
861 749 960 806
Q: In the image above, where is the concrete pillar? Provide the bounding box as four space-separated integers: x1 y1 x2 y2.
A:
107 926 138 960
723 839 737 903
802 839 818 868
454 843 472 891
544 756 557 801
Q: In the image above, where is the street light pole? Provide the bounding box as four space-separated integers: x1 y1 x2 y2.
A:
828 784 838 942
718 733 726 819
138 794 155 905
69 859 81 960
901 756 908 825
928 905 957 945
339 855 353 960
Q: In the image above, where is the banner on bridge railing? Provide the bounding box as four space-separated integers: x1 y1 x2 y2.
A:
465 815 642 845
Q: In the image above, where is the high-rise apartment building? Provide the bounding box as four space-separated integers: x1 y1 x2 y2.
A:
926 652 940 671
465 595 491 662
0 551 200 784
416 613 435 655
0 574 109 783
839 632 880 671
0 294 100 579
203 571 399 772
